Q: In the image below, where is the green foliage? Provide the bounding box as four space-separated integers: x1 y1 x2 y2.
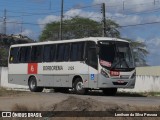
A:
105 19 120 38
125 38 149 66
0 34 34 66
39 17 120 41
0 47 8 66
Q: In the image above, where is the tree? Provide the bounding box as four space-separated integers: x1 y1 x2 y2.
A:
105 19 120 38
39 17 120 41
0 47 8 66
124 38 149 66
0 34 34 67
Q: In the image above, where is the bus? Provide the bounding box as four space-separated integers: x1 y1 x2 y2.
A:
8 37 136 95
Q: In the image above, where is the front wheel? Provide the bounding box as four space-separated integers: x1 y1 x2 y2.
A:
28 77 43 92
102 88 117 96
74 78 86 95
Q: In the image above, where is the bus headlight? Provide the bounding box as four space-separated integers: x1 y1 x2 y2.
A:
131 72 136 79
101 69 109 78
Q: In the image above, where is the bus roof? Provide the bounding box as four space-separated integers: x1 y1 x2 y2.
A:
10 37 129 47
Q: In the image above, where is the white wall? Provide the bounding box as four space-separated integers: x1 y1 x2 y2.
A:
0 67 27 89
120 75 160 92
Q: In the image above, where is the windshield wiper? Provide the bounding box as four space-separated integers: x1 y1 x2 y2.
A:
111 58 130 69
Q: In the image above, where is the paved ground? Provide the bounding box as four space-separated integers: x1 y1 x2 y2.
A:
0 91 160 111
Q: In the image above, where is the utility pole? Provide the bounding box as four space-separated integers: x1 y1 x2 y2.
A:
21 17 23 34
3 9 6 35
123 1 125 10
59 0 64 40
49 0 52 10
101 3 106 37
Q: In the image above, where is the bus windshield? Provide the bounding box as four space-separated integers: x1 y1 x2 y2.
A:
98 41 135 71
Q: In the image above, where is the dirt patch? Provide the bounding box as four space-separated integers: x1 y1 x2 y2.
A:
49 96 120 111
40 96 160 120
0 87 29 97
49 96 160 112
40 96 160 119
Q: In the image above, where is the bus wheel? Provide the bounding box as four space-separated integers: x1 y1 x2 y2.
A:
102 88 117 96
28 77 43 92
74 78 86 95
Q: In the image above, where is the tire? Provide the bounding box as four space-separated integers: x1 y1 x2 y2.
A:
74 78 86 95
102 88 117 96
28 77 43 92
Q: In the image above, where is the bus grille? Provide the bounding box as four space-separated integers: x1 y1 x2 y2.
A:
112 82 128 85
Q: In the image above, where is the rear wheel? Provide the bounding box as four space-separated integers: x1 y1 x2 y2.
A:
102 88 117 96
28 77 43 92
74 78 86 95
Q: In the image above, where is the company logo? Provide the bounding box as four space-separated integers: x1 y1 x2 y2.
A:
2 112 11 117
28 63 38 74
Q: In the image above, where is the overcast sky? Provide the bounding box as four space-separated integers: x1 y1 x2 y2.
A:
0 0 160 66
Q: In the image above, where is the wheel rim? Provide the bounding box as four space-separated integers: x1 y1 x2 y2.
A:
30 80 36 89
76 82 84 91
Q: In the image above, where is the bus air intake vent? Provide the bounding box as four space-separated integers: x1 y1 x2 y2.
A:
112 82 128 85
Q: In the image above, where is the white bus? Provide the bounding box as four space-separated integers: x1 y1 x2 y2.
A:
8 37 136 95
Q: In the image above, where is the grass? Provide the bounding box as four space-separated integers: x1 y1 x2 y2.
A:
142 91 160 96
0 87 27 96
116 91 146 97
117 91 160 97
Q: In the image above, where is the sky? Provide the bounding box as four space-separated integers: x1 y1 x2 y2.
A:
0 0 160 66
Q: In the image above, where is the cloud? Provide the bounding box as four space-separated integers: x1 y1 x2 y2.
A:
37 9 102 29
145 37 160 65
114 14 142 26
64 9 101 21
38 15 60 29
14 29 36 40
20 29 33 36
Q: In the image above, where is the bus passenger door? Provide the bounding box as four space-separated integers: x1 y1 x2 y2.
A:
86 42 98 89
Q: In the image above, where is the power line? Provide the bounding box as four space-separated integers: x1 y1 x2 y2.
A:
120 21 160 27
1 19 160 28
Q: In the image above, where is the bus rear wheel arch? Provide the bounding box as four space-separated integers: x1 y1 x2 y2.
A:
28 76 44 92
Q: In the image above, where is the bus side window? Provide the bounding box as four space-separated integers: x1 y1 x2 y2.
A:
43 44 56 62
64 44 70 61
18 47 31 63
9 47 19 63
70 42 84 61
56 44 65 62
86 42 98 70
31 45 43 63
